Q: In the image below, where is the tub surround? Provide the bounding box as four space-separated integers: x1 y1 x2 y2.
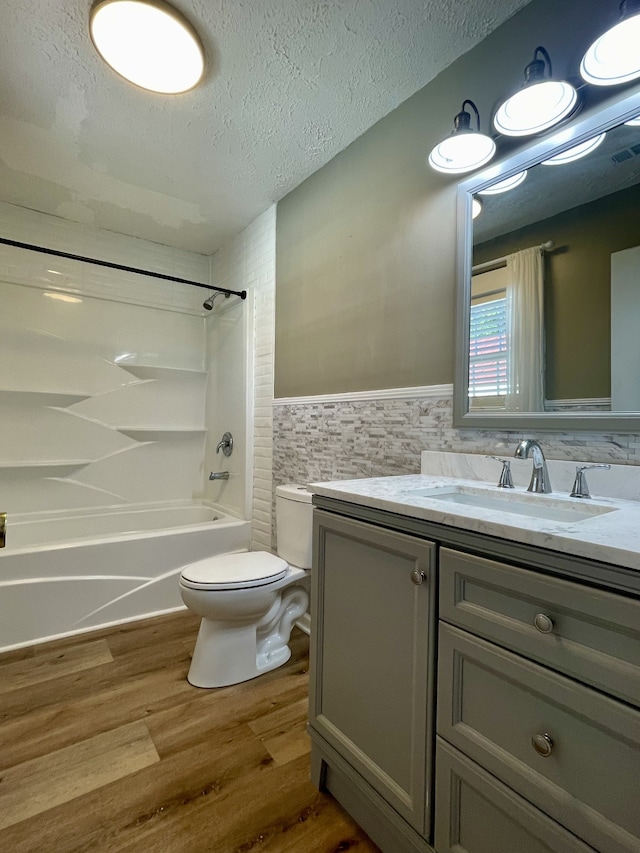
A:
309 451 640 580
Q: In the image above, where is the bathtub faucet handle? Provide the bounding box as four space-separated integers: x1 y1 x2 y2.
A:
216 432 233 457
209 471 230 481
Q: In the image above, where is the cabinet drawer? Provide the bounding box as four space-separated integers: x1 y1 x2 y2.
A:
437 623 640 853
435 738 596 853
439 548 640 707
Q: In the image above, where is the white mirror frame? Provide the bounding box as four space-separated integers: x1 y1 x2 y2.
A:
454 86 640 432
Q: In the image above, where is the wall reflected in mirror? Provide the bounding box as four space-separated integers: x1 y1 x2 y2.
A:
469 117 640 415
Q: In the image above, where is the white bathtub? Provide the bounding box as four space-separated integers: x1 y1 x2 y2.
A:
0 503 250 651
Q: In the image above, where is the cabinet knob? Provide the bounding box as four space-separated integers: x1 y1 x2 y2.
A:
410 569 426 585
533 613 554 634
531 733 554 757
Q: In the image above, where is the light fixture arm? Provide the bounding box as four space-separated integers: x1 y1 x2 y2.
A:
457 99 482 133
527 46 552 81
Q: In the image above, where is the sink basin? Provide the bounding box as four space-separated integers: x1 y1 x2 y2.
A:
402 484 617 524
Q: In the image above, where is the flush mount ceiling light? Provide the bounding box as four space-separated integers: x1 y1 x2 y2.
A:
478 170 528 195
89 0 205 94
493 47 578 137
542 132 606 166
581 0 640 86
428 100 496 174
472 198 483 219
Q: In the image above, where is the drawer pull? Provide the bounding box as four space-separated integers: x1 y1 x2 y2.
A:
531 733 554 757
410 569 426 585
533 613 554 634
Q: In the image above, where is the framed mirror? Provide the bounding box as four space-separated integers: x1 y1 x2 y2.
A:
454 88 640 431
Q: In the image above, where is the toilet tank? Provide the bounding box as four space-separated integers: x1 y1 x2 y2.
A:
275 484 313 569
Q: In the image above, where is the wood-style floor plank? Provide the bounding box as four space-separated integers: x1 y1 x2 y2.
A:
0 611 380 853
0 720 160 831
0 639 113 695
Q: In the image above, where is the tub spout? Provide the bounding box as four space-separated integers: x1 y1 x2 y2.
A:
209 471 229 481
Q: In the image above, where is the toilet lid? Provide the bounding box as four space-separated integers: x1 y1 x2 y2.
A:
180 551 288 590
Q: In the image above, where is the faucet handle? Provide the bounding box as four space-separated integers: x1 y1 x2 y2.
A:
486 456 515 489
570 464 611 499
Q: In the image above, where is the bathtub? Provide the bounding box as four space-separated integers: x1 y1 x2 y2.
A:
0 503 250 651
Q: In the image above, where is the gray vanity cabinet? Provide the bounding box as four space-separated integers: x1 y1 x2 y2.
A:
309 509 436 845
309 499 640 853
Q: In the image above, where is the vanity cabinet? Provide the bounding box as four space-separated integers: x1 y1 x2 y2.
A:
309 498 640 853
309 510 436 848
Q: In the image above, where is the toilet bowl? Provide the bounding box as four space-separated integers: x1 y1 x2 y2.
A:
179 484 312 688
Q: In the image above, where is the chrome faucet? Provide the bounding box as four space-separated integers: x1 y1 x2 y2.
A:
209 471 229 481
216 431 233 457
514 439 552 494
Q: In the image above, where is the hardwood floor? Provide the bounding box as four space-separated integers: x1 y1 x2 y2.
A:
0 611 380 853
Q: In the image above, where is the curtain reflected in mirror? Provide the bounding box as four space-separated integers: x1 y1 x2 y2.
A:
470 247 545 411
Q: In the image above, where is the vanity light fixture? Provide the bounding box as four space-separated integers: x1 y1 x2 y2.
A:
472 198 482 219
625 113 640 126
542 132 606 166
428 100 496 174
493 46 578 137
478 170 527 195
89 0 205 94
580 0 640 86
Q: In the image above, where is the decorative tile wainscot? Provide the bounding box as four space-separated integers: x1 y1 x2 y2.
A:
273 384 640 500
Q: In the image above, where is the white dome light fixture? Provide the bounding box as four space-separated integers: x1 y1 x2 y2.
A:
89 0 205 94
493 46 578 137
581 0 640 86
472 198 483 219
428 100 496 175
542 133 606 166
478 170 528 195
625 113 640 126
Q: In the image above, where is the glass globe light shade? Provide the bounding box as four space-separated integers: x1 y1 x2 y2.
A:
494 80 578 137
90 0 205 94
581 6 640 86
472 198 482 219
542 133 606 166
428 132 496 174
478 170 528 195
625 113 640 126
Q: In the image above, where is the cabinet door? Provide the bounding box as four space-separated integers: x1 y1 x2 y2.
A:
438 623 640 853
310 510 436 835
435 738 597 853
439 548 640 706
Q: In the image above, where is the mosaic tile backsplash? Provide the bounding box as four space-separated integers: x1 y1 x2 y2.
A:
273 390 640 493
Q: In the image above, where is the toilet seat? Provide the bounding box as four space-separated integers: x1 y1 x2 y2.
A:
180 551 288 590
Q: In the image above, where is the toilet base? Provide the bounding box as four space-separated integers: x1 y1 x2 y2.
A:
186 583 308 688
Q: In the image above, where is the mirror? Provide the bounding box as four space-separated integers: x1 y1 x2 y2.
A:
454 88 640 431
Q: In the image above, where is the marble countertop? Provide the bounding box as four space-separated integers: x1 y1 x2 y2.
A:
308 473 640 573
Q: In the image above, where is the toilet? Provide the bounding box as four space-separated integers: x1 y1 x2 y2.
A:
179 484 312 688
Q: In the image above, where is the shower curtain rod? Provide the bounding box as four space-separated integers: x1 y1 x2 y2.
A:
472 240 554 276
0 237 247 300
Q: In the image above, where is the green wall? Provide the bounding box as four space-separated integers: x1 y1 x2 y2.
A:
474 183 640 402
275 0 624 398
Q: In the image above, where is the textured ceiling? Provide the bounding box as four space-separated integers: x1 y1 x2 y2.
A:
0 0 531 254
